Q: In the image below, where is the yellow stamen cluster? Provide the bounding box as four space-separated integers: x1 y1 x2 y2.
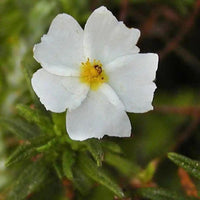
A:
80 58 108 90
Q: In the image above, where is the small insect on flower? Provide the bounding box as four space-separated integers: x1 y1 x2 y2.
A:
31 6 158 141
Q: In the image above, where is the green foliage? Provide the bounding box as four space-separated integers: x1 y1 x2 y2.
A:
72 166 93 195
168 152 200 180
51 113 66 136
53 161 63 180
0 118 40 139
62 149 75 180
5 134 55 167
16 104 53 133
78 153 124 198
7 160 49 200
101 140 122 154
87 185 115 200
138 160 157 183
6 144 37 167
104 151 140 176
84 139 104 166
59 0 90 24
136 187 195 200
21 54 40 104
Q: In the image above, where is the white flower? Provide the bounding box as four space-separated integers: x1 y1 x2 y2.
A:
31 6 158 141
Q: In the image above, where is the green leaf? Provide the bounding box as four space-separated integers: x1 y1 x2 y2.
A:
168 152 200 179
16 104 53 133
7 160 49 200
0 118 40 139
62 149 75 180
78 153 124 198
51 112 66 136
72 166 93 195
21 55 40 105
139 160 158 183
137 187 191 200
53 161 63 180
104 152 140 176
101 140 122 154
6 135 55 167
86 185 114 200
84 139 104 166
30 134 55 147
36 138 59 152
6 144 37 167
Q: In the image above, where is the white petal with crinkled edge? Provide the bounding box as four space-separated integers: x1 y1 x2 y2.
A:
84 6 140 65
31 69 89 113
66 84 131 141
106 53 158 113
34 14 84 76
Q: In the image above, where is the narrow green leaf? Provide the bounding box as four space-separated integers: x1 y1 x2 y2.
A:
104 152 140 176
101 140 122 154
36 138 58 152
53 161 63 180
0 118 40 139
6 144 37 167
6 135 55 167
84 139 104 166
21 56 40 105
30 134 55 146
137 187 191 200
78 153 124 198
51 113 66 136
168 152 200 179
7 160 49 200
139 160 158 183
62 149 75 180
16 104 53 133
72 166 93 195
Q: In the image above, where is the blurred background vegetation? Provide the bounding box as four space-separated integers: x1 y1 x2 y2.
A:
0 0 200 199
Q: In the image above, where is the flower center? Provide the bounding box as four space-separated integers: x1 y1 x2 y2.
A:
80 58 108 90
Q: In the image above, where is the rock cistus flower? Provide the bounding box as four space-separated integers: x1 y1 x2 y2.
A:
31 6 158 141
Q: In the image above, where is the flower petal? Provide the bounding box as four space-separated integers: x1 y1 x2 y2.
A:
84 6 140 65
106 53 158 113
31 69 89 113
34 14 84 76
66 84 131 141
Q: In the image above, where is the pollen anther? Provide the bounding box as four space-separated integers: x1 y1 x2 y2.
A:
80 58 108 90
